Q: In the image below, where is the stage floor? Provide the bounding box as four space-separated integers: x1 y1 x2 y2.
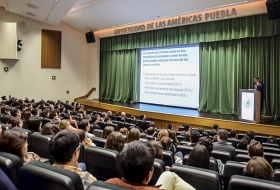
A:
95 100 280 127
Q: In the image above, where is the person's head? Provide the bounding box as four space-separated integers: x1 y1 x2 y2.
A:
267 136 276 144
187 144 210 169
0 129 28 162
213 135 218 142
8 118 23 128
243 157 273 180
121 112 126 117
167 123 173 130
104 131 125 153
104 117 111 123
1 106 11 115
199 137 213 156
119 127 129 135
212 124 219 130
75 129 86 142
190 130 200 143
22 111 32 121
160 136 172 151
230 129 236 138
168 130 178 144
11 109 21 118
248 141 264 158
49 130 80 165
247 131 255 140
78 119 90 132
40 123 60 136
27 117 42 132
139 114 146 120
146 127 155 136
107 111 112 116
126 128 140 143
244 135 252 144
253 76 259 83
31 109 39 116
119 140 155 184
92 114 99 124
157 129 169 140
140 133 147 139
59 119 72 130
102 126 114 139
150 140 163 160
217 129 228 141
183 123 190 131
210 129 217 136
49 111 59 120
238 137 248 150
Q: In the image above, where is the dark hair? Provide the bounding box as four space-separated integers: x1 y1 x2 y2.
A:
199 137 213 156
253 76 260 80
92 114 99 123
213 135 218 142
11 109 20 117
244 157 273 180
31 109 38 116
150 140 163 160
102 126 114 139
41 123 60 136
22 111 32 121
49 111 58 119
146 127 155 136
184 131 190 141
167 123 173 130
248 141 264 158
104 131 124 153
183 123 190 131
126 128 140 143
210 129 217 136
160 136 172 150
1 106 11 114
104 117 111 123
212 124 219 130
247 131 255 140
8 118 22 127
27 117 42 132
238 137 248 150
190 130 200 143
267 136 276 144
230 129 236 138
217 129 228 141
119 140 155 183
119 127 129 135
139 114 145 120
78 119 89 131
0 129 28 161
187 145 210 169
49 130 80 164
168 130 179 144
244 135 252 144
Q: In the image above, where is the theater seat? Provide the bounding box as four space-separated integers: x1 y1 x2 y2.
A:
18 160 84 190
176 135 184 142
85 146 121 180
274 169 280 182
272 159 280 170
0 168 17 190
0 152 23 187
238 133 246 139
236 154 250 163
170 164 222 190
88 181 133 190
42 118 52 127
178 126 185 131
176 145 193 157
162 150 174 167
146 135 154 141
91 137 107 147
264 152 280 164
212 151 232 164
235 148 248 155
183 155 218 173
254 135 268 144
262 143 280 148
263 147 280 154
149 159 166 186
29 132 54 164
223 161 246 190
228 175 280 190
227 138 238 148
93 129 103 138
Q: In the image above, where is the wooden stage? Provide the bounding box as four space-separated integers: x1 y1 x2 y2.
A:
77 99 280 136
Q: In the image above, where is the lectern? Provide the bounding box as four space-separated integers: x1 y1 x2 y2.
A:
239 89 261 123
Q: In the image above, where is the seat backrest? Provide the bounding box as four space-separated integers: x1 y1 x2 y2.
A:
238 133 246 139
276 138 280 146
265 152 280 163
254 135 268 144
274 169 280 182
29 132 54 164
42 118 52 127
88 181 133 190
85 146 121 180
19 160 83 190
272 159 280 170
0 152 23 187
178 126 185 131
212 150 231 164
1 123 11 132
235 148 248 155
106 123 118 131
223 161 246 189
149 159 166 186
78 143 85 163
146 135 154 141
176 145 193 157
97 121 106 130
170 164 222 190
262 143 280 148
236 153 250 163
162 150 174 167
176 135 184 142
263 147 280 154
0 168 18 190
180 141 189 145
210 157 219 173
91 137 107 148
227 138 238 148
93 129 103 138
228 175 280 190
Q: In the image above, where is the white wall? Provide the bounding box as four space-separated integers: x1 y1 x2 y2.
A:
0 7 88 102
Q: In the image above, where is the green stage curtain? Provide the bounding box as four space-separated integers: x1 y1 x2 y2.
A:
100 50 137 103
199 36 280 119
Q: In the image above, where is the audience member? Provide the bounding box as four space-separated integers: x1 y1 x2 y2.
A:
230 129 237 139
27 117 42 133
267 136 276 144
237 137 248 150
212 124 219 130
91 114 101 130
247 131 255 141
59 119 76 131
8 118 23 128
187 144 210 169
210 129 217 137
139 114 146 121
161 136 183 164
104 131 125 152
41 122 60 136
213 129 236 160
184 131 191 141
119 127 129 135
243 157 274 181
11 109 21 118
248 141 264 159
75 129 96 148
188 130 200 147
101 126 114 139
126 128 140 143
140 132 147 138
168 130 179 145
182 123 190 131
146 127 155 137
150 140 163 160
167 123 173 130
49 111 61 121
49 130 96 189
157 129 169 141
106 140 195 190
78 119 95 138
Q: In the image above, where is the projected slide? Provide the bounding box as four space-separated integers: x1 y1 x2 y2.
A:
139 44 200 108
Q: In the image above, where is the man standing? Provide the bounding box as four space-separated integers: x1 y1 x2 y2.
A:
253 76 265 116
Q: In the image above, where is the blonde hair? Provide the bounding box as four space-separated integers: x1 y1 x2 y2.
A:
157 129 169 140
59 119 70 130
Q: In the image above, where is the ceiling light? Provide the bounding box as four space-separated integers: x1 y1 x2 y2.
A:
26 12 36 17
27 4 39 9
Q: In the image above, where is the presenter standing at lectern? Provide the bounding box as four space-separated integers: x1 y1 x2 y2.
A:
253 76 265 117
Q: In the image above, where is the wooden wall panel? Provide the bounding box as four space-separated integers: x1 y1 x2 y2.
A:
41 29 61 68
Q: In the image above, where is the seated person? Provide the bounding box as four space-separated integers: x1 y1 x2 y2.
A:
157 129 169 141
187 144 210 169
104 131 124 152
168 130 179 146
119 127 129 136
40 122 61 136
75 129 96 148
126 128 140 143
140 132 147 139
26 117 42 133
160 136 183 164
230 129 237 139
101 126 114 139
213 129 236 160
187 130 200 147
243 156 274 181
106 140 195 190
59 119 76 131
7 117 23 128
167 123 173 130
246 131 255 143
49 130 96 189
78 119 95 139
146 127 156 140
237 137 249 150
267 136 276 144
248 141 264 159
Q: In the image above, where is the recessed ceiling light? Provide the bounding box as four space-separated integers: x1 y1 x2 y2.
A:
27 4 39 9
26 12 36 17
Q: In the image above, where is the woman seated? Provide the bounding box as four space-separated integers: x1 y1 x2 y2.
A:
7 118 23 128
160 136 183 164
26 117 42 133
75 129 96 148
267 136 276 144
101 126 115 139
119 127 129 136
104 131 124 152
187 144 210 169
126 128 140 143
40 122 61 136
